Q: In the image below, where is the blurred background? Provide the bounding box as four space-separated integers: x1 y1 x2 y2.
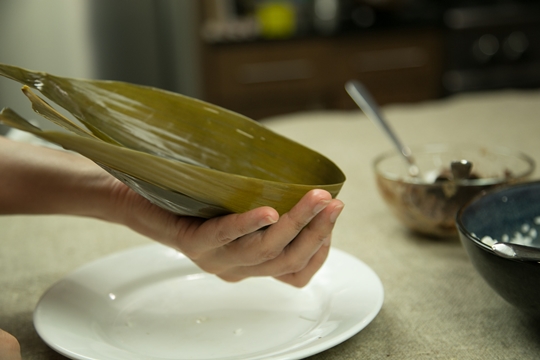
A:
1 0 540 134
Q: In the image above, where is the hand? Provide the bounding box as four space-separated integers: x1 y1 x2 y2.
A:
173 189 344 287
113 184 344 287
0 329 21 360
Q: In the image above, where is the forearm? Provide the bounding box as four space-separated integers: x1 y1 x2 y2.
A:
0 135 182 244
0 136 117 220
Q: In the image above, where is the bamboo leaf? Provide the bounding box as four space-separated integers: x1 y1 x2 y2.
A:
0 63 346 217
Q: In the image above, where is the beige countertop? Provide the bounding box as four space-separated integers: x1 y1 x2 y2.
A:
2 89 540 359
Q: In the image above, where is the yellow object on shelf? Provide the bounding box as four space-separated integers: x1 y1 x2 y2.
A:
256 1 296 39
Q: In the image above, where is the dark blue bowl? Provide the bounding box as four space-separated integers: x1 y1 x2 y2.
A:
456 180 540 317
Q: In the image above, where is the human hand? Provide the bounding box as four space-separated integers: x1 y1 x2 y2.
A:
0 329 22 360
172 189 344 287
114 185 344 287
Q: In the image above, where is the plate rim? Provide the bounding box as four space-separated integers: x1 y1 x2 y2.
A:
33 244 384 360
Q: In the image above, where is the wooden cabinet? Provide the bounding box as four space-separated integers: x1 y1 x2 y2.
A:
200 28 444 119
327 29 443 109
202 39 327 119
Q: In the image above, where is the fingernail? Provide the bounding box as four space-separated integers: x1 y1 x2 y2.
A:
259 215 278 228
329 204 344 224
313 199 331 215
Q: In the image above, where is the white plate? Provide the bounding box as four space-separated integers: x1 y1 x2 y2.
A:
34 244 384 360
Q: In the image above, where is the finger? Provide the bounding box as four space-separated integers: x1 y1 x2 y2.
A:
0 328 21 360
175 206 278 259
219 189 333 267
215 200 343 279
262 189 332 247
217 238 332 285
274 238 332 287
277 199 343 267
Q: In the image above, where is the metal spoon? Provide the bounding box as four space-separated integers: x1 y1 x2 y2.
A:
491 242 540 262
443 160 474 197
345 80 419 176
451 159 473 181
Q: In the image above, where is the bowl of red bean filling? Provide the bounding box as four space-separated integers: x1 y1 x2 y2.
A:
373 143 535 238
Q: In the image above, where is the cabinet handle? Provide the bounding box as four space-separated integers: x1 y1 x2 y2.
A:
352 47 428 73
237 59 313 84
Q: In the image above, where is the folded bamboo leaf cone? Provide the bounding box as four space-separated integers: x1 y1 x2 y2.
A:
0 63 345 218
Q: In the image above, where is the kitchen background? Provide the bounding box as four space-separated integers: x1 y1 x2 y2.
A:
1 0 539 134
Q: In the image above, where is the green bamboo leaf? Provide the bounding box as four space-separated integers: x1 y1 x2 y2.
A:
0 63 346 217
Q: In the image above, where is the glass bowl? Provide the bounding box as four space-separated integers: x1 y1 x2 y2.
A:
374 143 535 237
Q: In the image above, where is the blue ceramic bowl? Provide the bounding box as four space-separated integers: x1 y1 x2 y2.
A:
456 180 540 317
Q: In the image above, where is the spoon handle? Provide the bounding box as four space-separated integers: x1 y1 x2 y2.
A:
345 80 415 167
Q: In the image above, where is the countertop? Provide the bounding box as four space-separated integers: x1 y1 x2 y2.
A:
3 89 540 359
